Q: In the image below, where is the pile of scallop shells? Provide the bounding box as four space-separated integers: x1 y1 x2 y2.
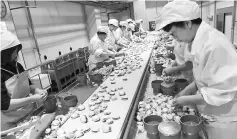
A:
43 84 129 139
135 93 196 133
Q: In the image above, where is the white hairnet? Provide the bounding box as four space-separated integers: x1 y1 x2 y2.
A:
126 19 133 23
120 21 128 28
156 0 200 30
1 30 21 52
128 23 135 31
108 19 119 27
97 26 109 34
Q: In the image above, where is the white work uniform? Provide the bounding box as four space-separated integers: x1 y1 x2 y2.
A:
88 34 110 70
106 30 117 51
1 31 36 130
191 21 237 139
173 41 193 83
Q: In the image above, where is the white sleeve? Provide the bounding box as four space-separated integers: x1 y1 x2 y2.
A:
199 43 237 106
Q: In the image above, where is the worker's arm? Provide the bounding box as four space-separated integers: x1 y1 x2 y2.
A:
176 81 198 98
163 61 193 75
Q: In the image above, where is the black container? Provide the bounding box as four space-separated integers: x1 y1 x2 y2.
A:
43 96 57 113
151 80 163 95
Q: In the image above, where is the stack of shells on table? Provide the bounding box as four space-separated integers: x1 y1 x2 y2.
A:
41 36 154 139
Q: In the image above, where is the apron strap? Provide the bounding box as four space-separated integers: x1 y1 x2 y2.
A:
1 68 16 75
1 62 20 75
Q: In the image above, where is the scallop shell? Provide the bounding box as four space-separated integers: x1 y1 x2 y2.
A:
78 105 85 111
71 113 80 119
104 111 111 115
80 115 88 123
92 115 100 122
119 91 126 96
45 128 51 134
106 118 113 125
121 96 128 100
88 111 95 117
91 126 100 133
75 130 84 138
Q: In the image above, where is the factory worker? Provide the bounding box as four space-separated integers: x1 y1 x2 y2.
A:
126 18 133 24
106 19 122 51
136 19 145 32
163 41 194 83
119 21 131 42
88 26 117 71
157 1 237 139
127 23 135 40
1 30 48 130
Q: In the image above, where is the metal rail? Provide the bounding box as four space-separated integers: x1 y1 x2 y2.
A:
118 48 153 139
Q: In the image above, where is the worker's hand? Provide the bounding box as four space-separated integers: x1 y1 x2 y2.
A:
172 96 191 107
30 93 47 102
175 89 189 98
163 67 176 75
35 88 48 96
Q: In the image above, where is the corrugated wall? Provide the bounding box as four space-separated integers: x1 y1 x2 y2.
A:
8 1 89 68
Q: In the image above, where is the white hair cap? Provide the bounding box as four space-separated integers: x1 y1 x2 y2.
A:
1 30 21 51
108 19 119 27
128 23 135 31
97 26 109 34
156 0 200 30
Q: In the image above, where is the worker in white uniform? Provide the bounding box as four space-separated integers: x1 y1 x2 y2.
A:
88 26 116 71
157 1 237 139
126 19 133 24
106 19 122 51
136 19 145 32
1 30 48 130
119 21 130 45
163 41 194 83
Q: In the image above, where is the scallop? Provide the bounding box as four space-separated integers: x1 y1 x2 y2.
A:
160 103 166 108
109 91 115 95
162 108 168 113
156 111 162 116
90 105 98 111
174 116 181 123
137 122 143 126
136 115 142 122
157 100 162 105
51 120 60 126
91 126 100 133
75 130 84 138
106 118 114 124
102 125 111 133
92 115 100 122
146 110 152 116
118 87 123 90
101 115 110 122
112 115 120 120
71 113 80 119
138 125 145 133
82 125 91 133
145 104 151 109
119 91 126 96
121 96 128 100
78 105 85 111
45 128 51 134
89 101 96 106
51 125 59 131
80 115 88 123
122 77 128 81
104 111 111 115
152 102 158 108
101 104 108 109
100 85 107 89
162 113 168 120
88 111 95 117
167 114 174 120
111 81 116 84
95 99 102 104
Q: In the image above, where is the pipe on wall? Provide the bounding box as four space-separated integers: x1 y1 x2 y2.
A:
25 1 42 64
231 1 236 43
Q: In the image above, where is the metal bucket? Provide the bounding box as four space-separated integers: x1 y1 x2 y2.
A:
151 80 163 95
175 79 189 94
43 95 57 113
180 115 202 139
144 115 163 139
